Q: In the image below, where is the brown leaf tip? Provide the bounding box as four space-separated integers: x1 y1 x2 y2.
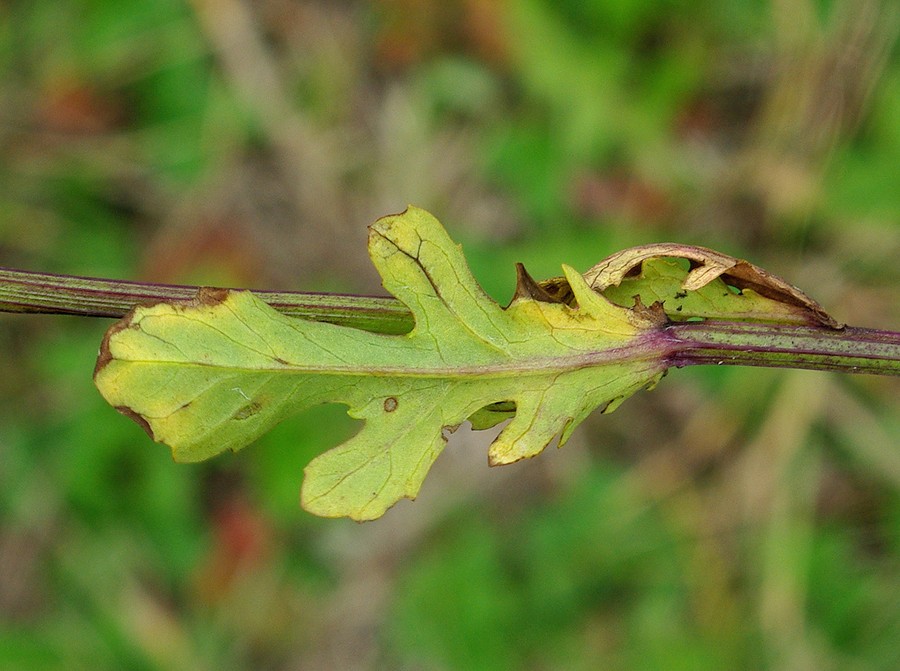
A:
509 263 563 306
115 405 155 440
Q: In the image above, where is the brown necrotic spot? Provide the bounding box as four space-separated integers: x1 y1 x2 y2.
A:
233 402 262 420
196 286 230 305
383 397 398 412
93 311 140 376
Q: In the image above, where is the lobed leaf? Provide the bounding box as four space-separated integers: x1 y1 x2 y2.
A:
95 208 670 520
94 209 841 520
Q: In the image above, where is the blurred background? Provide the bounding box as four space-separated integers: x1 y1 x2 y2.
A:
1 0 898 669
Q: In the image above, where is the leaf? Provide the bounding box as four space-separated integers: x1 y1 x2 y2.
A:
94 207 669 520
94 211 842 521
540 243 841 328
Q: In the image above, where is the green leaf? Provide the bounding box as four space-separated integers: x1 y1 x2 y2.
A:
94 210 845 520
536 242 840 328
94 207 670 520
582 243 841 328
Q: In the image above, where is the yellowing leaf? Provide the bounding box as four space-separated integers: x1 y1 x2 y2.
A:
94 210 844 521
538 242 839 327
584 243 841 327
94 207 669 520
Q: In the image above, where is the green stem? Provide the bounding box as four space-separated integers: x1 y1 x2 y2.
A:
1 267 898 376
0 267 413 334
665 321 900 376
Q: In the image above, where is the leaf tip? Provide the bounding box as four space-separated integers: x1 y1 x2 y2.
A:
114 405 156 440
509 263 561 305
559 264 600 309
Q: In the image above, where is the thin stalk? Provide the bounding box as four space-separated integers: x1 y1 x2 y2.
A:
0 267 413 334
665 321 900 376
1 267 898 376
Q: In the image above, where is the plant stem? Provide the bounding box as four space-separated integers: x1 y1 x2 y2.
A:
665 321 900 376
0 267 414 334
1 267 898 376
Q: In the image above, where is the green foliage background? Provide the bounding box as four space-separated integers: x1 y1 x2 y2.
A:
0 0 898 669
